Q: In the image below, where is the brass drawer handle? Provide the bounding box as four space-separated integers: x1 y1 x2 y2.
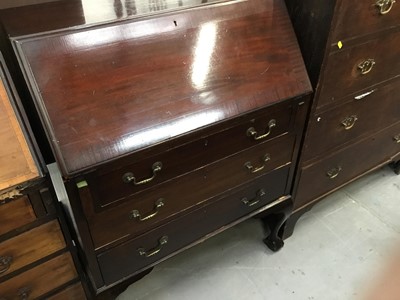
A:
129 198 164 221
122 162 162 185
376 0 396 14
341 115 358 130
0 256 12 274
326 166 342 179
247 119 276 141
138 236 168 258
394 134 400 143
241 189 267 207
244 154 271 173
358 59 376 75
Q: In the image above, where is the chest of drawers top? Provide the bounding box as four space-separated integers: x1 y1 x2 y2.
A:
1 0 311 177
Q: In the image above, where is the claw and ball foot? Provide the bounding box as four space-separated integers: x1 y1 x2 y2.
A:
261 197 293 252
390 161 400 175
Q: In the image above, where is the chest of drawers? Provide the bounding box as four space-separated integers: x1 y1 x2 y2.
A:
0 0 312 296
284 0 400 235
0 52 87 299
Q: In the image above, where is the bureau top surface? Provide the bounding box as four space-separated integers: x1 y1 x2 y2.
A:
2 0 311 176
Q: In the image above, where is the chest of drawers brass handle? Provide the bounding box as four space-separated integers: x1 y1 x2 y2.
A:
357 59 375 75
341 115 358 130
129 198 164 221
354 89 376 100
394 134 400 143
242 189 267 207
122 162 162 185
376 0 396 14
138 236 168 258
0 256 12 274
247 119 276 141
326 166 342 179
244 154 271 173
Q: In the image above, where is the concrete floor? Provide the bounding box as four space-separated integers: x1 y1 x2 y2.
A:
117 166 400 300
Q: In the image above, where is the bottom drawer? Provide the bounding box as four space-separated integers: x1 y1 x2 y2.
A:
97 166 290 285
295 121 400 209
47 283 86 300
0 253 78 299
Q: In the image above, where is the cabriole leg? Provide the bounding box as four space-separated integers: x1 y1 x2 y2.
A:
261 198 293 252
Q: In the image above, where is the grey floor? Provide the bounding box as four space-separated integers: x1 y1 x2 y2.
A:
117 166 400 300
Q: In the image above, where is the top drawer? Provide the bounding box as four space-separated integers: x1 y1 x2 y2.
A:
332 0 400 42
87 102 295 208
317 29 400 109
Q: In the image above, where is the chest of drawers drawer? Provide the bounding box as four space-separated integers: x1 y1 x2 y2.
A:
97 166 290 285
0 196 36 236
0 252 78 299
83 133 295 249
0 220 65 278
88 102 296 208
295 121 400 209
317 28 400 109
332 0 400 42
303 78 400 161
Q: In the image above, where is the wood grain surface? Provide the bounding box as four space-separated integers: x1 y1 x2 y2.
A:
0 196 36 236
0 252 78 299
0 220 66 278
0 77 39 191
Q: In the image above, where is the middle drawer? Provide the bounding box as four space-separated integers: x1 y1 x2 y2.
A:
303 78 400 161
82 134 295 250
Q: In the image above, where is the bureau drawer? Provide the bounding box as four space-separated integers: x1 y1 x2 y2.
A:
97 166 289 285
0 196 36 236
295 121 400 209
303 79 400 161
83 134 295 249
47 283 86 300
317 29 400 109
332 0 400 42
0 252 78 299
87 103 295 208
0 220 66 278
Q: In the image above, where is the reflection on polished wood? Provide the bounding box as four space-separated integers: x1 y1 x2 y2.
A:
0 77 39 191
11 0 311 175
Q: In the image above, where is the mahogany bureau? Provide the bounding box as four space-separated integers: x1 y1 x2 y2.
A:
0 53 87 299
0 0 312 296
284 0 400 235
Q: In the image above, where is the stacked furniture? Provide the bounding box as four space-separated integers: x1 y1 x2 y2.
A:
285 0 400 233
0 54 87 299
0 0 312 296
